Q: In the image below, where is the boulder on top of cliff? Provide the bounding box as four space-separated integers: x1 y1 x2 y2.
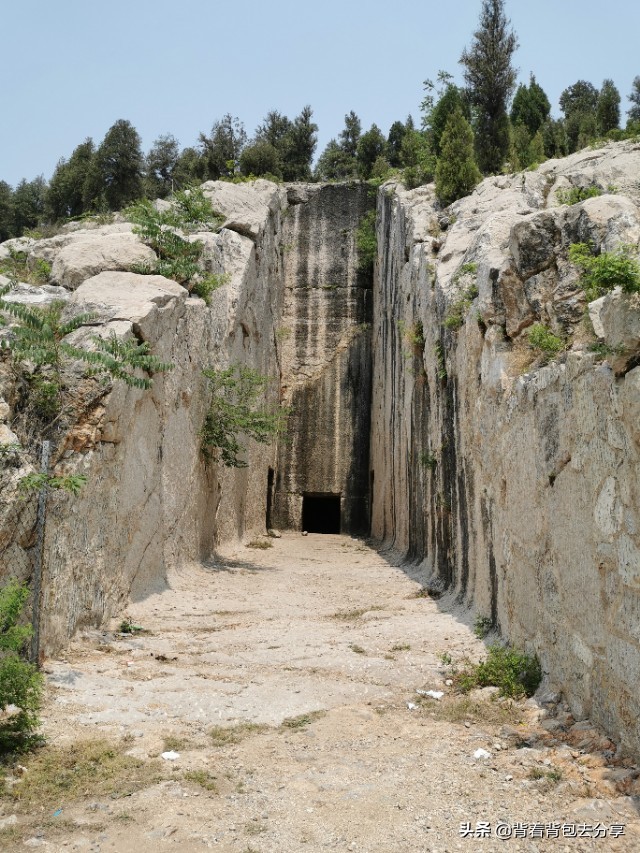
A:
201 179 285 241
70 271 186 345
50 232 157 290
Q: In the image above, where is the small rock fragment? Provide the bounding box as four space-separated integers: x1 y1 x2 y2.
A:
473 748 491 760
161 751 180 761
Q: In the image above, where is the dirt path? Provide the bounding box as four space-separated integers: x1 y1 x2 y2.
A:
2 534 639 851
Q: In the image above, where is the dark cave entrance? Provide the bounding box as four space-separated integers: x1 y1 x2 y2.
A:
302 493 341 534
266 468 275 529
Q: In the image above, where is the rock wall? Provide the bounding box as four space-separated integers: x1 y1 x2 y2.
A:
3 142 640 755
272 184 374 534
371 141 640 756
1 181 288 653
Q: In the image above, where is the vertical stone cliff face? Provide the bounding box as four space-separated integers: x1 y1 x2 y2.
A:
1 181 288 652
272 184 374 534
3 145 640 755
371 142 640 755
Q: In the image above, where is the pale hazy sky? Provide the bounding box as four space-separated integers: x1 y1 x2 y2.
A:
1 0 638 185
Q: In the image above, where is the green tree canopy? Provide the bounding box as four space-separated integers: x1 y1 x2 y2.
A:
510 75 551 136
435 107 482 206
280 106 318 181
460 0 519 174
239 141 282 178
628 76 640 123
11 177 47 234
0 181 14 242
356 124 387 179
89 119 144 211
173 147 206 188
338 111 362 158
315 139 357 181
46 139 95 221
596 79 621 135
428 83 471 158
560 80 599 151
144 134 180 199
254 110 293 150
387 120 409 168
200 114 247 180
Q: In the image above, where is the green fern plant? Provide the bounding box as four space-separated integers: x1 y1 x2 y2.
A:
124 189 224 290
0 285 173 423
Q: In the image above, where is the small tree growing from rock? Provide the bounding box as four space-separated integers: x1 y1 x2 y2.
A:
435 108 482 206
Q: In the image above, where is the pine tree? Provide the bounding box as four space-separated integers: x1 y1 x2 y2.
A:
460 0 518 174
338 112 362 158
144 134 180 199
356 124 387 179
11 177 47 235
0 181 13 242
628 76 640 123
254 111 293 150
422 73 472 159
387 120 408 168
91 120 144 211
596 79 621 135
280 106 318 181
315 139 356 181
510 75 551 136
46 139 95 220
435 107 482 205
173 147 206 188
559 81 598 152
200 115 247 180
239 141 282 178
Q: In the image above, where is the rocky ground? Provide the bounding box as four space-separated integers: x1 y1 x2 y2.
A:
1 534 639 852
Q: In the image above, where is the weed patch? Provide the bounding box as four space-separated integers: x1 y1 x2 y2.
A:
446 644 542 699
569 242 640 299
526 323 564 362
183 769 218 792
556 185 602 205
209 723 269 747
329 606 383 620
3 739 162 810
280 711 325 730
423 695 524 727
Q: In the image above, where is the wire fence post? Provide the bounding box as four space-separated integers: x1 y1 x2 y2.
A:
30 440 50 666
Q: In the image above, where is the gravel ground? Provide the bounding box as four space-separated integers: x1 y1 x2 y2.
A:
1 533 638 852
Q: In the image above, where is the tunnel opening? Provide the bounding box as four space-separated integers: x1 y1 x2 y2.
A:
302 493 341 534
266 468 275 529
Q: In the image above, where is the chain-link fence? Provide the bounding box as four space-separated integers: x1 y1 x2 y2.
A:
0 439 50 663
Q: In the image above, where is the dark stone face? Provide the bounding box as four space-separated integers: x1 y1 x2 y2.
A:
272 185 374 535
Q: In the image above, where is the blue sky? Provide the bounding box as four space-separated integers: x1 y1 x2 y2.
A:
1 0 638 186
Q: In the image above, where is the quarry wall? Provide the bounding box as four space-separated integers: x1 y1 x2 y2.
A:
272 184 374 534
370 141 640 756
2 142 640 755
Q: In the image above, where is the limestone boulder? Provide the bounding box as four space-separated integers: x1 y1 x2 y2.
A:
560 195 640 252
0 278 68 306
588 288 640 371
71 271 187 345
201 179 285 241
50 233 157 290
509 210 559 280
